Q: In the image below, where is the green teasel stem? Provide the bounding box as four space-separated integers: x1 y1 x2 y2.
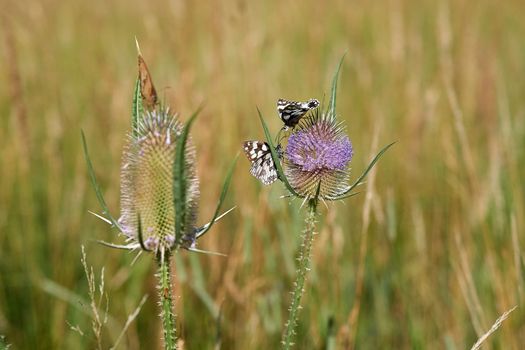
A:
157 255 178 350
282 198 318 349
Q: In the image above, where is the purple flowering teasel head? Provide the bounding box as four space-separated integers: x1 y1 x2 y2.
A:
284 109 353 200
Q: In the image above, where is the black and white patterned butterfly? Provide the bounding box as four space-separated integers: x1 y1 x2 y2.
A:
243 141 282 185
277 98 320 129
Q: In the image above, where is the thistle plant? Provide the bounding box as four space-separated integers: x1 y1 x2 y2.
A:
82 49 236 349
253 56 394 348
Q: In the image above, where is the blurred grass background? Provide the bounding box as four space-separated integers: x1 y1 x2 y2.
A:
1 0 525 348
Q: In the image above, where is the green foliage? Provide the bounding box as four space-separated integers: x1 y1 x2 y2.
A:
257 108 301 198
338 141 396 199
195 154 239 240
132 77 142 137
81 130 123 233
327 52 346 120
173 108 200 244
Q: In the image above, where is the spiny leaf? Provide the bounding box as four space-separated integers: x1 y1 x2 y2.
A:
173 107 202 244
187 247 227 257
327 53 347 119
195 207 236 239
257 108 302 198
137 213 149 251
81 130 123 233
94 240 137 250
336 191 362 200
336 142 396 200
132 38 144 136
195 155 238 239
131 77 142 137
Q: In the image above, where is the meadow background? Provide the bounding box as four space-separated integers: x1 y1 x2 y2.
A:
1 0 525 348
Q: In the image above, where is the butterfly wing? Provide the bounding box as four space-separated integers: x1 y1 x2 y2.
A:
250 153 278 185
277 98 320 128
243 141 279 185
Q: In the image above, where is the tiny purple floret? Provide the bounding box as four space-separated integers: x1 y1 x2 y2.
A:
286 121 353 172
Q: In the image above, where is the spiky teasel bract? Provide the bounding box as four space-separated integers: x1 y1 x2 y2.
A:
119 108 200 257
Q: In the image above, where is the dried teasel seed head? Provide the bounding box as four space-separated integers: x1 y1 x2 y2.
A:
119 108 199 253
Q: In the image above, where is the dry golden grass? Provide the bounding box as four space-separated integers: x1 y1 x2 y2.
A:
1 0 524 348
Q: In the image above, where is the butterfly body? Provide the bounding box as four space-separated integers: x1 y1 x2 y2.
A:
277 98 320 129
243 141 282 185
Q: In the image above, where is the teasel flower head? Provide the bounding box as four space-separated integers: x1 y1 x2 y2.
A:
82 48 238 349
284 109 353 200
82 65 235 261
119 108 200 255
255 55 393 205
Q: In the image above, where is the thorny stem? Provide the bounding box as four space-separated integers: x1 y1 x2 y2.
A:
158 254 177 350
282 199 318 349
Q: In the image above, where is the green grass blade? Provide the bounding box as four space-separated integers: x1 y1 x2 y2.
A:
325 317 336 350
187 247 227 257
131 77 142 137
194 155 238 239
173 107 202 244
81 130 123 232
327 53 346 118
336 142 395 200
188 254 220 318
39 278 122 341
336 191 362 201
195 207 235 239
257 108 302 198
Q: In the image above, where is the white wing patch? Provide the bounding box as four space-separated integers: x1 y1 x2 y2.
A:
243 141 279 185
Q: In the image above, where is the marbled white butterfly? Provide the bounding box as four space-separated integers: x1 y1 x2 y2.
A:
243 141 282 185
277 98 320 129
